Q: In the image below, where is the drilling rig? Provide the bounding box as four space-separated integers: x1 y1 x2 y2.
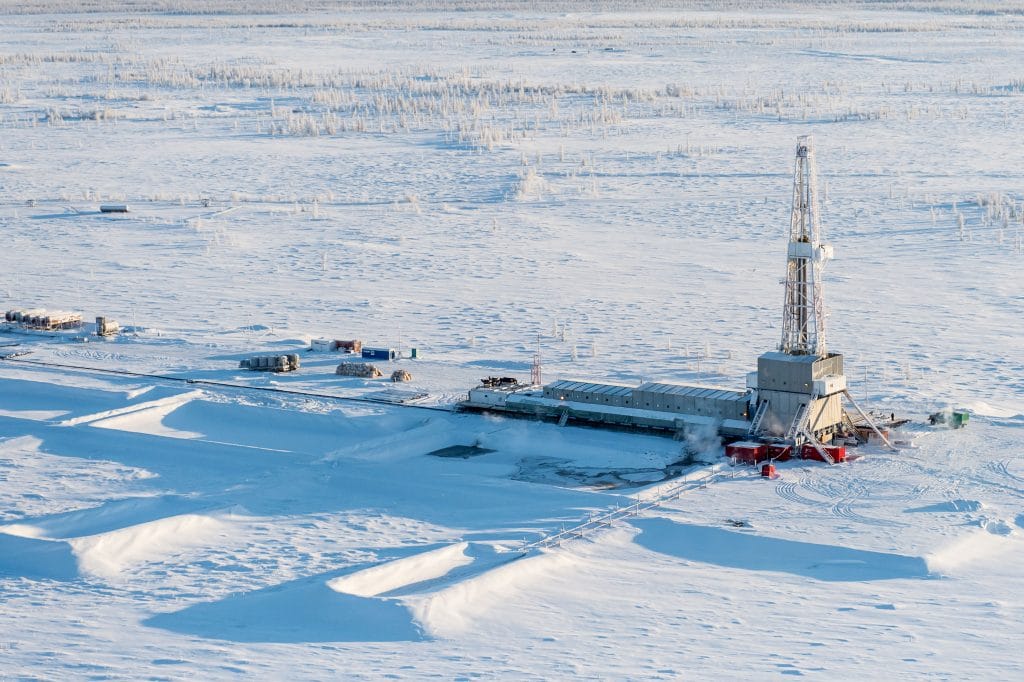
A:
463 135 893 460
748 136 891 460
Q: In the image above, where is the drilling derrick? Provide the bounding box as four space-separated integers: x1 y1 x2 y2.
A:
751 136 848 455
780 135 831 357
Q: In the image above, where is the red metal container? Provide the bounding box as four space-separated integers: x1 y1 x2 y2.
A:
801 443 847 463
761 463 776 478
767 443 792 462
827 445 847 463
801 444 825 461
726 441 768 465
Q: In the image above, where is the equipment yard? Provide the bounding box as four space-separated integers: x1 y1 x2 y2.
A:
1 1 1023 679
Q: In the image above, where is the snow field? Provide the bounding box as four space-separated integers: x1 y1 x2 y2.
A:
0 361 1021 677
0 2 1022 679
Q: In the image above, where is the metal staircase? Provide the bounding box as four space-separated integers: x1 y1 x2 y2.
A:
748 400 769 436
785 402 810 441
841 411 861 441
784 397 835 464
841 389 895 449
798 426 834 464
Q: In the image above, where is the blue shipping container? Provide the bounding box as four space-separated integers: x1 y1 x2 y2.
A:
362 347 397 361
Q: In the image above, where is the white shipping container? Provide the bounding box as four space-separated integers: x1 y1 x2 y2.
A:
311 338 334 352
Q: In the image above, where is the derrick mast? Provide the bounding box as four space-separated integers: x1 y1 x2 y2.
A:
780 135 831 357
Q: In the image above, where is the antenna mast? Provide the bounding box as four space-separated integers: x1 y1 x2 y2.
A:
531 337 543 386
780 135 831 357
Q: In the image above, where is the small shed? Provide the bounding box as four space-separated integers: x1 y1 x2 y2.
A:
725 441 768 465
336 339 363 354
311 338 334 352
362 347 397 361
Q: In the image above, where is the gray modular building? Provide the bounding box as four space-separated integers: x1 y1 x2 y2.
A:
465 378 753 437
541 380 750 422
542 380 635 407
632 383 750 421
753 351 847 439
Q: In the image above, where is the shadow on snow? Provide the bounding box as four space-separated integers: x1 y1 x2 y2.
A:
631 517 932 582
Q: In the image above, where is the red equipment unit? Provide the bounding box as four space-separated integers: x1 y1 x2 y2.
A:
761 463 776 478
726 441 768 465
335 339 363 354
801 443 847 463
767 443 793 462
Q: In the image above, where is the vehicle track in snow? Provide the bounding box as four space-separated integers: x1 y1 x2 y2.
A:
915 437 1024 502
851 481 933 503
799 473 866 501
829 498 908 528
774 480 832 509
986 459 1024 487
805 459 932 504
776 469 910 527
799 473 884 527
